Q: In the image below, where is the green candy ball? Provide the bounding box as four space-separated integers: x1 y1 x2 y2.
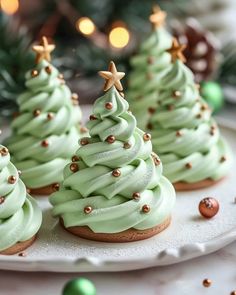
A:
62 278 96 295
200 81 224 113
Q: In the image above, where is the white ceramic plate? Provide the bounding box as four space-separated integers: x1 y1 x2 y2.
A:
0 110 236 272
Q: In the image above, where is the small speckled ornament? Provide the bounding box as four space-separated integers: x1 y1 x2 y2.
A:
200 81 223 113
62 278 96 295
199 197 219 218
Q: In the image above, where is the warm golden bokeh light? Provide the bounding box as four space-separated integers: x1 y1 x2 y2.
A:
76 17 95 35
0 0 19 15
109 27 130 49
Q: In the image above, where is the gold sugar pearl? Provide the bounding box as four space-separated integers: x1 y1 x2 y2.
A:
80 126 88 133
52 183 60 191
0 147 8 156
84 206 92 214
0 197 5 204
176 130 182 137
47 113 54 120
148 107 156 114
143 133 151 141
70 163 79 173
106 135 116 144
153 157 161 166
80 138 89 146
71 93 78 100
8 175 16 184
185 162 192 169
33 109 41 117
31 70 39 78
210 129 215 136
89 114 97 121
132 192 140 201
18 170 22 176
119 92 125 98
18 252 27 257
105 102 113 110
167 104 174 111
112 169 121 177
202 279 212 288
201 104 208 111
45 66 52 74
173 90 181 98
58 73 64 79
147 56 155 64
26 188 31 194
71 155 80 162
142 204 150 213
220 156 226 163
123 142 131 149
41 140 49 147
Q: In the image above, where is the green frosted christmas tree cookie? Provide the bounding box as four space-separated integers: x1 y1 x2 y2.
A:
5 37 86 195
0 145 42 255
127 6 172 130
147 38 232 190
50 61 175 243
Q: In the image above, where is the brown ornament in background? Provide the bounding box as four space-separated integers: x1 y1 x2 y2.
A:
231 291 236 295
199 197 219 218
202 278 212 287
172 18 220 82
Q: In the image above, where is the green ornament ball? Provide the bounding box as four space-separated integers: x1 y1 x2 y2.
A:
62 278 96 295
200 81 224 113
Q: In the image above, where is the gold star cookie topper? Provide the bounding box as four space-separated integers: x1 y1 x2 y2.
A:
149 5 166 29
32 36 55 63
99 61 125 92
167 38 186 63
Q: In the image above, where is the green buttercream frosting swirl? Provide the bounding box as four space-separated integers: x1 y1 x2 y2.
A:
0 145 42 252
127 27 172 129
50 86 175 234
148 60 232 183
5 60 83 189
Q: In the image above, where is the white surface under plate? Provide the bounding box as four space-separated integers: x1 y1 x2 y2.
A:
0 125 236 273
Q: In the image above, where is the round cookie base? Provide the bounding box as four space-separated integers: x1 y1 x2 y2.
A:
0 235 37 255
173 177 224 191
28 184 57 196
60 217 171 243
